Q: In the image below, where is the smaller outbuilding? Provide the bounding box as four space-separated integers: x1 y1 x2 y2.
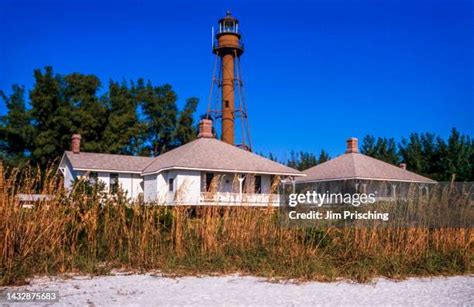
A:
297 138 436 199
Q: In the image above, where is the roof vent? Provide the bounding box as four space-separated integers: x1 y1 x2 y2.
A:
198 119 214 138
399 163 407 170
346 137 359 153
71 134 81 154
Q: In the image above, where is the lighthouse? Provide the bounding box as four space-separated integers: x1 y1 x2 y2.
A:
207 11 251 150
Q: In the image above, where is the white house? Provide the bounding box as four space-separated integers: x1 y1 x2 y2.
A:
59 119 304 206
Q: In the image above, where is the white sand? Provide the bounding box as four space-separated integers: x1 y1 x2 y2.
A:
3 274 473 306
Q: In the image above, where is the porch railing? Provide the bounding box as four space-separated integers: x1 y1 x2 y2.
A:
199 192 280 207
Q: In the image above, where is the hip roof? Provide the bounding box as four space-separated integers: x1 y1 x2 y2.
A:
297 152 435 183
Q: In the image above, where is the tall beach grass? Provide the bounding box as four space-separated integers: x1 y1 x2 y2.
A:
0 165 472 285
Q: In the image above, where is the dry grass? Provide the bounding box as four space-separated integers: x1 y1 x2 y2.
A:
0 166 472 285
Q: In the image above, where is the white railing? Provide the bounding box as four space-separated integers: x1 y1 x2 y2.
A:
199 192 280 207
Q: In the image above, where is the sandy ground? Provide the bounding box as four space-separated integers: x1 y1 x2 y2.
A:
1 274 473 306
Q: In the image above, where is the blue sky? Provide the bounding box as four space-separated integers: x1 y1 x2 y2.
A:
1 0 472 159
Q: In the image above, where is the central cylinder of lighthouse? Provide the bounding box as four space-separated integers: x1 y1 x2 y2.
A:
213 11 244 146
221 53 235 145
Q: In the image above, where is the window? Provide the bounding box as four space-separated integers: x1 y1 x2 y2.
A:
254 176 262 194
89 172 98 185
224 100 229 108
169 178 175 192
241 175 248 193
110 173 119 194
205 173 214 192
224 21 235 32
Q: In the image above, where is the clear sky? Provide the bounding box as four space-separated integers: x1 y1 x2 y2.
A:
1 0 472 159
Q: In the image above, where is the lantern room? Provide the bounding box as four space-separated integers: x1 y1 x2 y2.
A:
218 11 239 34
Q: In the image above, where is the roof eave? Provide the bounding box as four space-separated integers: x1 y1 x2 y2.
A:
297 176 436 184
73 167 144 174
57 153 68 175
141 166 305 177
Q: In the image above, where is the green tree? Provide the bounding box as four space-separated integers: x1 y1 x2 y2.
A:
139 82 178 155
318 149 330 163
437 128 473 181
287 151 318 171
1 67 202 166
0 85 32 165
268 152 279 162
419 133 443 178
29 66 70 166
379 138 399 165
399 133 439 178
102 80 143 155
361 135 399 165
397 131 474 181
64 73 107 152
361 135 377 157
257 152 279 162
176 97 198 146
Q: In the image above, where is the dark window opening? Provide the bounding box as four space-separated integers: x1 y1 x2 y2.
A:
206 173 214 192
224 100 229 108
89 172 98 185
223 21 235 32
254 175 262 194
169 178 175 192
110 173 119 194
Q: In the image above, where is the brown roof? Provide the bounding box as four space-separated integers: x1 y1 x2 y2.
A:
142 138 303 176
297 153 435 183
64 151 154 173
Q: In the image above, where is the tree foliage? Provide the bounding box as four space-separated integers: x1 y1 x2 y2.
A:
286 150 331 171
362 129 473 181
0 66 199 167
0 85 31 165
361 135 399 165
176 97 198 146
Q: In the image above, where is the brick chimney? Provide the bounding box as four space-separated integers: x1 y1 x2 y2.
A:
71 134 81 154
346 137 359 153
399 163 407 170
198 119 214 138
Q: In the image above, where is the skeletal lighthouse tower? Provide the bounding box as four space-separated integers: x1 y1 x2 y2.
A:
207 11 251 150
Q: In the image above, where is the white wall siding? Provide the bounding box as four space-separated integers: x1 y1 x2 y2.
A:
132 174 144 198
166 170 178 203
144 174 157 202
98 172 110 192
156 172 168 204
118 173 133 198
61 161 144 201
176 170 201 205
97 172 143 200
60 158 76 189
154 170 201 205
